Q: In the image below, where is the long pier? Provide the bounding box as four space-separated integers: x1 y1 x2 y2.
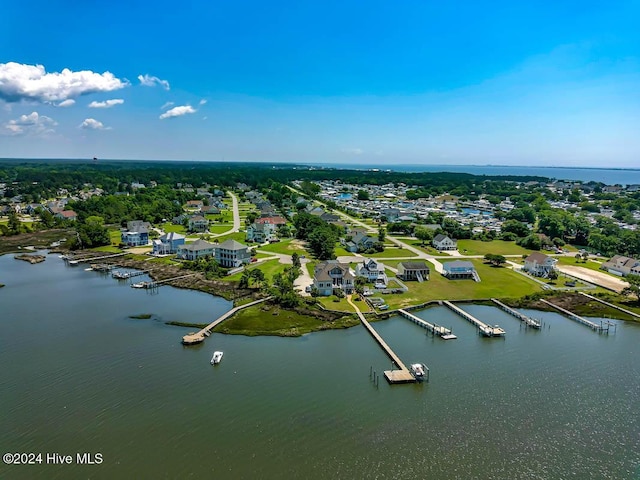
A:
67 252 126 265
491 299 541 329
134 273 198 289
540 299 611 333
182 297 273 344
398 309 457 339
443 301 506 337
347 297 417 384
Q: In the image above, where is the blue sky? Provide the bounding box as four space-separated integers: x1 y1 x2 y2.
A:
1 1 638 166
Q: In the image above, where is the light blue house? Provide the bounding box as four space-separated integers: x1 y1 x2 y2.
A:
152 232 186 255
442 260 479 281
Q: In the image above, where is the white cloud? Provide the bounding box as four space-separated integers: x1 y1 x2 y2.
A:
138 74 170 90
88 98 124 108
0 62 128 103
198 99 207 106
57 99 75 107
2 111 57 136
161 101 174 110
159 105 196 120
341 148 364 155
79 118 110 130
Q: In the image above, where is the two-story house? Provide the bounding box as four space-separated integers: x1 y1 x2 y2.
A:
246 222 277 243
313 261 355 296
432 234 457 251
344 232 377 253
442 260 479 280
121 220 151 246
214 239 251 268
152 232 186 255
523 252 558 278
177 239 217 261
601 255 640 277
397 261 430 281
355 258 388 287
188 215 209 233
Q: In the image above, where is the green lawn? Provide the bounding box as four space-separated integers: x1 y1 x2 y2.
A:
334 246 353 257
404 241 446 255
160 223 187 234
214 303 358 336
258 239 308 256
382 259 543 309
225 258 287 282
366 247 417 258
209 224 233 234
108 229 122 245
316 296 354 312
212 231 247 244
456 239 533 256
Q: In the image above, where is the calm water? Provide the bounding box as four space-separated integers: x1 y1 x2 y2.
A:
1 255 639 479
310 163 640 185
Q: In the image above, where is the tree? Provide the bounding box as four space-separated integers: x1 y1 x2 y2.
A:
501 219 529 238
414 226 434 246
547 269 559 283
622 274 640 304
7 211 21 235
484 253 506 267
357 190 370 201
378 226 386 243
291 252 301 269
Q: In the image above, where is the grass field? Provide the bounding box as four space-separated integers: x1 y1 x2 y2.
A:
91 246 123 253
382 259 543 309
456 239 533 256
214 303 358 336
258 239 308 256
108 229 122 245
225 258 287 282
403 241 447 255
211 231 247 244
316 296 355 312
160 223 187 234
334 246 354 257
366 247 417 258
209 224 233 234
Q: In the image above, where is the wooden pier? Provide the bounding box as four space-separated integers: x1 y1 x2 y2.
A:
398 309 457 339
67 252 126 265
112 269 148 280
540 299 612 333
347 297 417 384
491 299 541 329
443 301 506 337
579 292 638 321
134 273 197 289
182 297 273 345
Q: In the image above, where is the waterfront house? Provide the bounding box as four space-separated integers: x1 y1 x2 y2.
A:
214 239 251 268
442 260 479 280
188 215 209 233
121 220 150 246
246 221 277 243
432 234 457 251
601 255 640 277
397 261 430 281
523 252 558 278
355 258 388 287
177 239 216 261
313 261 355 296
152 232 186 255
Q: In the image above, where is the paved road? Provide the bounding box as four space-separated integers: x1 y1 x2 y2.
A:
210 191 241 238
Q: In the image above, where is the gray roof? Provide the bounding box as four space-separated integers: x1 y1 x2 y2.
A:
443 260 474 270
217 239 248 251
161 232 186 242
399 261 430 271
433 233 451 242
180 239 216 251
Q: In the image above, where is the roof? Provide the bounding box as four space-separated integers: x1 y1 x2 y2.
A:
190 215 207 222
314 261 353 281
161 232 185 242
255 216 287 225
399 261 430 271
180 239 216 251
443 260 474 270
525 252 551 263
58 210 77 218
433 233 453 242
217 239 248 251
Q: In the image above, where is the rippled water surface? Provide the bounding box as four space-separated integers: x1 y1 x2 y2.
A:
1 254 639 479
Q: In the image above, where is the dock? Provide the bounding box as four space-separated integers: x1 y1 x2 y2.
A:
579 292 639 321
443 301 506 337
347 297 417 384
540 299 612 333
67 253 126 265
112 269 148 280
491 299 541 329
182 297 273 345
134 273 197 289
398 309 457 339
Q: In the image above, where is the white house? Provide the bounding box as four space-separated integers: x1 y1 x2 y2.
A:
432 234 457 251
523 252 558 278
600 255 640 277
246 222 277 243
152 232 186 255
177 239 217 261
355 258 388 287
188 215 209 233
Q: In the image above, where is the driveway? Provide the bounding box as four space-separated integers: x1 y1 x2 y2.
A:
556 265 629 293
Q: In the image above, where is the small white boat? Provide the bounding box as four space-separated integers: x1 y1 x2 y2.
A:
131 282 146 289
410 363 427 381
211 351 223 365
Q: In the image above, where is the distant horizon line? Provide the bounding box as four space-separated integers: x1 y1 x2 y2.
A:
0 157 639 172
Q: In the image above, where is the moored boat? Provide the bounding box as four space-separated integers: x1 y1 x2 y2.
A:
410 363 428 381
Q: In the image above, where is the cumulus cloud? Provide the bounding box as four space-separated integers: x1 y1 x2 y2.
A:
57 99 75 107
341 148 364 155
79 118 110 130
0 62 128 103
88 98 124 108
159 105 196 120
2 111 57 136
138 74 170 90
161 101 174 110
